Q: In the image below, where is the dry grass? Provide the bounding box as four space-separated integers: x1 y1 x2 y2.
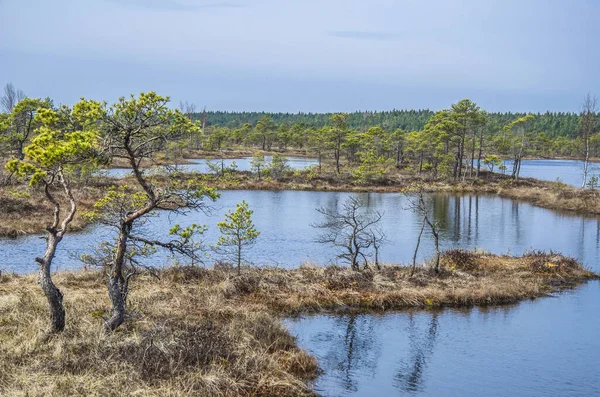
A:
0 251 596 396
0 270 318 396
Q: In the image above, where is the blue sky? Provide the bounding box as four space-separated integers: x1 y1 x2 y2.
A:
1 0 599 112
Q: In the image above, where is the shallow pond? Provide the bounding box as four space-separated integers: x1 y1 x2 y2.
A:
102 156 319 178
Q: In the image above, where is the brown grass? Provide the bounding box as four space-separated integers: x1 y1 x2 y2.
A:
0 251 596 396
0 270 318 396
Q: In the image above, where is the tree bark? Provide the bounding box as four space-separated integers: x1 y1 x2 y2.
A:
105 276 126 331
424 215 440 274
105 220 131 332
476 128 484 177
37 236 65 333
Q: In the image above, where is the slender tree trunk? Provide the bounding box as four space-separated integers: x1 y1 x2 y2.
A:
453 154 459 179
582 136 590 188
396 141 403 168
411 220 426 276
237 242 242 275
476 128 484 177
351 233 360 271
318 153 322 173
469 135 476 178
335 140 341 174
424 216 440 274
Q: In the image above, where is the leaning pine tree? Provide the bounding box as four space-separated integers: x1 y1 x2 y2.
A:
81 92 219 331
6 105 100 333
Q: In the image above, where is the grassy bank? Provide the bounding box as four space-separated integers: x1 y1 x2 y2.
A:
2 167 600 238
0 251 597 396
201 169 600 216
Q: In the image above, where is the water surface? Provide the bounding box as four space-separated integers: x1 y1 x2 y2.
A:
286 284 600 397
502 159 598 187
103 156 319 178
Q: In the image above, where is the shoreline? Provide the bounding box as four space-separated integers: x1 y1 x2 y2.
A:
1 251 596 396
2 170 600 238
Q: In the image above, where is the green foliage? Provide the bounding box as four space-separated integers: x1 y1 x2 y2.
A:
483 155 503 172
216 200 260 273
83 186 149 224
265 153 289 180
168 223 209 266
250 152 266 179
586 175 599 190
5 106 99 186
200 109 584 139
352 150 391 185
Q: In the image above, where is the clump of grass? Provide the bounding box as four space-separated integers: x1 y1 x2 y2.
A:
524 250 582 274
323 265 374 290
442 249 482 272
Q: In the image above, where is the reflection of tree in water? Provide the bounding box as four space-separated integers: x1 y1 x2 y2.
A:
394 312 439 394
319 314 382 393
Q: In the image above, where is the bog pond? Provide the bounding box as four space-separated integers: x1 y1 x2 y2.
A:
1 159 599 397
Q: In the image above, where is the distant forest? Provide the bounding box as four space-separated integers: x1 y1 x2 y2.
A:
199 110 583 138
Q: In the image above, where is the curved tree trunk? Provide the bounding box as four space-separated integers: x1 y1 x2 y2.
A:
105 276 126 331
105 221 132 332
37 234 66 333
36 172 75 333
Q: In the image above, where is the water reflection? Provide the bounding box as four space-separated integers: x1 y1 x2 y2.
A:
320 315 382 393
3 191 600 274
394 312 439 393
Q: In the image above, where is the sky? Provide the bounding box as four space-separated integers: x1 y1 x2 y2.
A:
1 0 599 113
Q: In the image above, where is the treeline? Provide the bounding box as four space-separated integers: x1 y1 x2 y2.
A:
199 109 583 138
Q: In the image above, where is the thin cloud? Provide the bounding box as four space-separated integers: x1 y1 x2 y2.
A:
104 0 247 11
328 30 400 41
